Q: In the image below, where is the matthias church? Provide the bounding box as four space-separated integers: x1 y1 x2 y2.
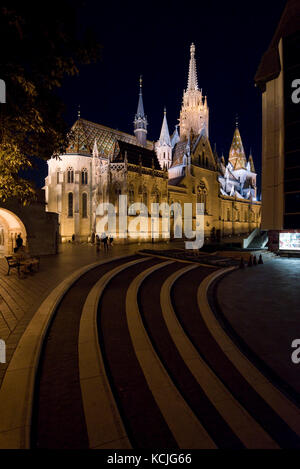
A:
45 43 261 242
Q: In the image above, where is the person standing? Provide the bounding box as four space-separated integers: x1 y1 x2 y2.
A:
15 233 23 252
96 234 101 253
101 232 108 253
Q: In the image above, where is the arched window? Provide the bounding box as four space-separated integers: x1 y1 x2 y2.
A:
227 208 231 221
68 193 73 217
81 168 88 185
115 185 121 199
56 168 60 184
129 185 135 205
142 188 148 211
82 193 88 218
128 185 135 215
67 167 74 184
197 182 208 214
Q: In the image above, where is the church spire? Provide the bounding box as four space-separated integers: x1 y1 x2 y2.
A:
136 75 145 118
134 75 148 146
187 43 198 91
155 108 172 170
228 125 247 170
159 107 171 146
179 43 209 140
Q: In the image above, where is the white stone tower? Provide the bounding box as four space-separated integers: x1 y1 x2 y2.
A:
155 108 172 169
134 76 148 146
179 43 209 140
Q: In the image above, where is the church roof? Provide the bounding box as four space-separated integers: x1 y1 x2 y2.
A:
228 127 247 170
168 176 185 186
158 110 171 146
136 76 146 119
113 140 162 170
66 118 153 157
171 140 188 167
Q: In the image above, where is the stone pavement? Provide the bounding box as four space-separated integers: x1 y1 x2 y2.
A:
0 241 183 386
0 245 299 449
216 257 300 401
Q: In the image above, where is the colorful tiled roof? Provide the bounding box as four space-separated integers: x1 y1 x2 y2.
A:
66 118 153 157
228 127 247 170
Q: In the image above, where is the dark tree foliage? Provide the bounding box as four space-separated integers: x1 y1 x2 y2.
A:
0 0 101 202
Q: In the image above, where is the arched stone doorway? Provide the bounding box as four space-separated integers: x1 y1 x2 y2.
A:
0 208 27 257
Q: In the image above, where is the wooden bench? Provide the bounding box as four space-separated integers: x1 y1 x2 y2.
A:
5 256 20 276
5 255 40 276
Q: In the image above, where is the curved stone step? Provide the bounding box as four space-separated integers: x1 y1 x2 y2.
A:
79 256 150 449
126 262 216 449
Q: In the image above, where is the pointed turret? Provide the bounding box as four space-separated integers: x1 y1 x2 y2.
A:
171 125 180 148
248 150 255 172
134 76 148 146
92 139 99 158
159 108 171 146
228 126 247 170
155 108 172 170
187 43 198 91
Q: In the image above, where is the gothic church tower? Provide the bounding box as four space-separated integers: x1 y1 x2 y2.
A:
179 43 209 140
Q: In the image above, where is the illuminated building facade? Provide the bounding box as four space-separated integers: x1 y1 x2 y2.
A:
45 44 261 243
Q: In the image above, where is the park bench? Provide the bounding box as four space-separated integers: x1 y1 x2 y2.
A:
5 256 20 276
5 255 40 277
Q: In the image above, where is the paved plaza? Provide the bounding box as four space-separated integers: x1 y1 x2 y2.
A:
0 244 299 449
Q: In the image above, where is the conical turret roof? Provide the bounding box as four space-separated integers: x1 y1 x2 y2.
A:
159 109 171 146
229 127 247 170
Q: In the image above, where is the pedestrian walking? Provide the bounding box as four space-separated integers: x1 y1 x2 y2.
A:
101 232 108 252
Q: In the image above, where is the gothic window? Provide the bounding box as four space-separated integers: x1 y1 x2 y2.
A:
82 193 88 218
197 182 208 214
142 188 148 210
81 168 88 185
227 208 231 221
56 169 60 184
128 185 135 215
115 185 121 198
170 200 175 217
68 192 73 217
129 186 135 205
67 167 74 184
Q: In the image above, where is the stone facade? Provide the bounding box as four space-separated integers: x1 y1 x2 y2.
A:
0 191 59 256
45 43 261 244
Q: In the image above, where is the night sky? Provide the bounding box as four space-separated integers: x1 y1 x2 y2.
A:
40 0 287 193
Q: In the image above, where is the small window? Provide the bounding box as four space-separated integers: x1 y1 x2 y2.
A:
67 167 74 184
82 193 88 218
81 168 88 185
68 193 73 217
